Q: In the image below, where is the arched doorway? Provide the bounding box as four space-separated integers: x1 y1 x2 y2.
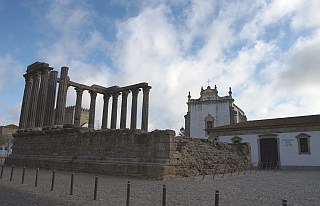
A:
259 137 279 169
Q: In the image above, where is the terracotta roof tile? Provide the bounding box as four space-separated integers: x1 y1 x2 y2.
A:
212 114 320 130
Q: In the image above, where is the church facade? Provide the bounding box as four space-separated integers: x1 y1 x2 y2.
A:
184 85 246 138
208 115 320 169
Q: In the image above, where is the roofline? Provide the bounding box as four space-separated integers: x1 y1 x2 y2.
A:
208 114 320 132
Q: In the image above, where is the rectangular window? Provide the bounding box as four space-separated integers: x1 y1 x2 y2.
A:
296 133 311 155
299 138 309 153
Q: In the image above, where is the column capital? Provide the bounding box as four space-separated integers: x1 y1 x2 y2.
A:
121 90 130 96
29 71 41 80
40 68 50 75
112 92 120 98
23 73 33 84
89 90 97 99
142 86 151 93
32 71 41 80
75 87 84 95
131 88 140 95
103 93 111 100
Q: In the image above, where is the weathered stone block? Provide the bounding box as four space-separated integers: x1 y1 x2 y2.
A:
156 143 166 151
154 151 170 158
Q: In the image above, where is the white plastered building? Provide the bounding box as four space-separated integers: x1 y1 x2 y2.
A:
184 85 246 138
208 115 320 169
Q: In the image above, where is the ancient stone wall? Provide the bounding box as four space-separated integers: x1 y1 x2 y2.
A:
6 128 178 179
6 129 251 179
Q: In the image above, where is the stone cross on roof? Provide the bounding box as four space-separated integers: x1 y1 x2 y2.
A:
206 79 211 87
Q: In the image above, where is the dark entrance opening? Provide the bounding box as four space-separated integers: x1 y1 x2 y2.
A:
259 138 279 169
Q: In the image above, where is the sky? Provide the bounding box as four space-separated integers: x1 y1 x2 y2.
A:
0 0 319 133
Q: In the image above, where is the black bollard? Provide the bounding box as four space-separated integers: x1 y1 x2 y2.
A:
10 165 14 181
215 190 219 206
162 184 166 206
35 168 39 187
94 175 98 200
70 171 74 195
21 167 26 184
126 181 130 206
50 170 55 191
282 199 287 206
0 165 4 179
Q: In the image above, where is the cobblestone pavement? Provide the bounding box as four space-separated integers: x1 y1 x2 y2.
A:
0 164 319 206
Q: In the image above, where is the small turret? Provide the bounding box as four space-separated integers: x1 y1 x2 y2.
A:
188 91 191 100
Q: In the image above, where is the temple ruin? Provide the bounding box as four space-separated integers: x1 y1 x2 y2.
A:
18 62 151 131
6 62 251 179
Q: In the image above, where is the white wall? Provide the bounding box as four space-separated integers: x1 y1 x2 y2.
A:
218 131 320 167
278 131 320 166
190 101 230 138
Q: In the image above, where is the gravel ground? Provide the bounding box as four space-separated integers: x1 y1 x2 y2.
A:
0 163 319 206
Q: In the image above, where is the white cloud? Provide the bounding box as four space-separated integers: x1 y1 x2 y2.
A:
3 0 320 132
180 0 216 50
277 32 320 94
291 0 320 30
237 30 320 120
0 54 24 125
109 0 320 131
44 0 90 34
0 54 23 91
38 1 109 68
240 0 303 41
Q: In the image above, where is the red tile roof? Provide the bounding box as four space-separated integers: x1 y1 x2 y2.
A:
211 114 320 131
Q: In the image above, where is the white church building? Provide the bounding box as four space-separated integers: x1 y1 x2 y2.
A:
184 84 320 169
184 85 246 138
207 115 320 169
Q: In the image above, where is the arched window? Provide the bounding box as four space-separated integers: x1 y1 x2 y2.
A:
296 133 311 155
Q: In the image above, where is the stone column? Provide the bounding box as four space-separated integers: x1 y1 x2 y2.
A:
141 86 151 131
35 68 50 127
120 90 130 129
101 93 110 129
88 91 97 129
55 67 69 125
18 74 33 129
43 71 58 126
74 87 83 127
26 72 41 128
130 88 140 129
110 92 120 129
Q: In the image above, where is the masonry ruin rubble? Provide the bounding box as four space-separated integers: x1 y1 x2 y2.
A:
6 62 251 179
